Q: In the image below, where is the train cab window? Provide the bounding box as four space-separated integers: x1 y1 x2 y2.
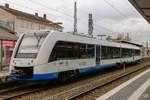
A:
15 33 48 58
49 41 95 62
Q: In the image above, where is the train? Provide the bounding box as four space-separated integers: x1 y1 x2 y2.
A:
9 30 142 81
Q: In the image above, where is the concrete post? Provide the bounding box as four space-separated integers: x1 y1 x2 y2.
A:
0 40 3 71
123 62 126 72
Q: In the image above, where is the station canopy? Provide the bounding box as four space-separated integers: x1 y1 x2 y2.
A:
129 0 150 23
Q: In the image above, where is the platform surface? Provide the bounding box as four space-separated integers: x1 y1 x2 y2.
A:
96 68 150 100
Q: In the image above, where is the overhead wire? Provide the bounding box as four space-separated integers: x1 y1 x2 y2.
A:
56 0 113 33
5 0 76 21
1 0 114 33
104 0 128 19
29 0 113 33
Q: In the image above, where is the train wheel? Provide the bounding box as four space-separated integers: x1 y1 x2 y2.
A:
75 69 79 77
58 72 68 82
58 70 76 82
116 63 122 69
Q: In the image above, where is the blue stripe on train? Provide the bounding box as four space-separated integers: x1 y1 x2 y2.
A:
10 63 117 81
10 72 58 81
79 63 117 74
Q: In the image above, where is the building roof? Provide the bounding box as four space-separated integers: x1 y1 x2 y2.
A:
129 0 150 23
0 4 63 28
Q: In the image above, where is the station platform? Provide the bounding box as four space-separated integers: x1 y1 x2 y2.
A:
96 68 150 100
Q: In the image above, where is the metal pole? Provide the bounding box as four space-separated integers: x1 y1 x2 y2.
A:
123 63 125 72
0 40 3 71
146 42 148 56
73 2 77 34
88 13 93 36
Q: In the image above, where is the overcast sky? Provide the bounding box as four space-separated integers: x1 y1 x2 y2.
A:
0 0 150 43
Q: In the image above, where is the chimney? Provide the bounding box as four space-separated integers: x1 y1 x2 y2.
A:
43 14 47 19
5 3 9 8
35 13 38 17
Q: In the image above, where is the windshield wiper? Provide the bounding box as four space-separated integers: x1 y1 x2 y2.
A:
34 33 43 48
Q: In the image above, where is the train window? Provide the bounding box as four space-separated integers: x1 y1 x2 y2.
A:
101 46 120 59
122 48 133 58
112 47 120 58
135 50 141 56
101 46 110 59
49 41 95 62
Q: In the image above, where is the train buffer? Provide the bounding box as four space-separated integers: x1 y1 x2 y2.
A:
96 68 150 100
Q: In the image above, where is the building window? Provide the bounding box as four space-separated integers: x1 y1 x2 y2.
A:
20 20 24 28
30 22 33 29
26 21 28 28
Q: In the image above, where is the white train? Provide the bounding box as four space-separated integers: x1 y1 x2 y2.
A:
9 30 142 81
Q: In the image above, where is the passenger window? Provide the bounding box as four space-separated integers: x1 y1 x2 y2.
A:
49 41 95 62
101 46 120 59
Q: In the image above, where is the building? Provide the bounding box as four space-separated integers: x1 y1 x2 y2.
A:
0 3 63 36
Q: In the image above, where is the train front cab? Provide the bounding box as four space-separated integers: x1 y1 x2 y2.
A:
9 32 49 81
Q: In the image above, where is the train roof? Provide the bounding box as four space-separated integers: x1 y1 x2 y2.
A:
49 31 140 50
23 30 140 50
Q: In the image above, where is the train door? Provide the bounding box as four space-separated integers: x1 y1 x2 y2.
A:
96 45 100 65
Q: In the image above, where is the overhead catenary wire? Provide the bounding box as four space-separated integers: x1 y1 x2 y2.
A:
2 0 75 21
1 0 113 33
27 0 113 33
0 0 60 19
28 0 74 18
103 0 128 19
58 0 126 31
51 0 113 33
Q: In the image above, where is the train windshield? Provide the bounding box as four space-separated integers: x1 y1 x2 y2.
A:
15 33 48 58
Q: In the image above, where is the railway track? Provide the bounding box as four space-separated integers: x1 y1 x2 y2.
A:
0 80 62 100
2 88 43 100
0 83 48 100
0 59 150 100
44 62 150 100
0 81 22 90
